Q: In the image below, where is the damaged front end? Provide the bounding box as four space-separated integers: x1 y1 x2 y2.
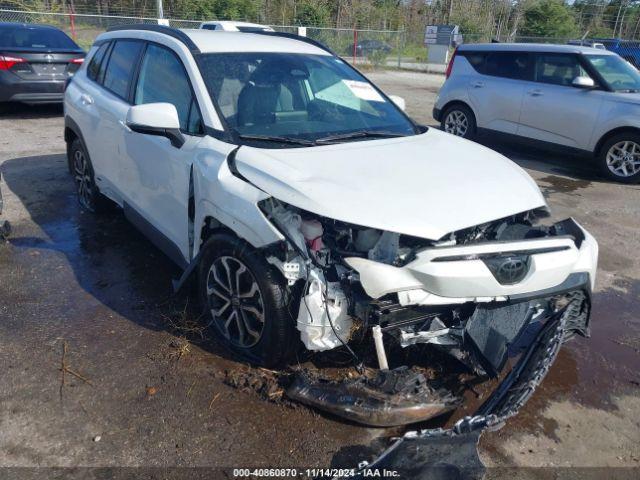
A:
258 198 596 428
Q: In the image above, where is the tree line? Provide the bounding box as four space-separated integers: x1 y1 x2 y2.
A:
4 0 640 40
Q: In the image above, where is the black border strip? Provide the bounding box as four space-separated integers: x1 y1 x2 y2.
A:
107 24 201 54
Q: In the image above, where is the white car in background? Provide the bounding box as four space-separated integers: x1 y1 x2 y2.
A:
434 43 640 183
199 20 274 32
64 25 597 428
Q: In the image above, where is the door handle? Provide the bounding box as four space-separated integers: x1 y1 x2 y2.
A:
80 93 94 105
528 89 543 97
472 81 484 88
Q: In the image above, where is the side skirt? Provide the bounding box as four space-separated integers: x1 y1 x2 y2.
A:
123 202 188 270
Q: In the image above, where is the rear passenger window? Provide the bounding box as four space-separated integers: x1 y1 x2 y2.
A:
463 52 486 72
87 42 109 81
484 52 531 80
534 54 589 87
134 44 203 135
102 40 143 100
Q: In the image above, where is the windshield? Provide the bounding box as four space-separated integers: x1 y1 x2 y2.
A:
0 25 80 50
585 54 640 92
198 52 417 146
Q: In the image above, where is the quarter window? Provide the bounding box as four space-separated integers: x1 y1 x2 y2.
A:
534 54 590 87
87 42 109 82
484 52 531 80
134 44 203 134
102 40 143 100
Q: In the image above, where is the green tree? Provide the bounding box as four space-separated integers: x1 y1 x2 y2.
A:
294 0 330 26
520 0 578 38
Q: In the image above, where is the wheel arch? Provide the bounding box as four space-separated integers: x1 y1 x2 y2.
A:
64 117 88 174
440 100 478 131
594 126 640 157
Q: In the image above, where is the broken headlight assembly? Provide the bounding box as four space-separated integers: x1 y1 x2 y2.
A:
257 197 594 429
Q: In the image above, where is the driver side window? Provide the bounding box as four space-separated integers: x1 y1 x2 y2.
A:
534 54 590 87
134 44 203 135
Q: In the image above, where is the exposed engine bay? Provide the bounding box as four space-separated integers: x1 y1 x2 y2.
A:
257 198 593 427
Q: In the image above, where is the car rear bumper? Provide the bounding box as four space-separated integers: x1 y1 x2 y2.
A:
432 107 442 122
0 71 65 103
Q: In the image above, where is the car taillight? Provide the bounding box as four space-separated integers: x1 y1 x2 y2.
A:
70 57 84 64
0 55 27 70
445 48 458 79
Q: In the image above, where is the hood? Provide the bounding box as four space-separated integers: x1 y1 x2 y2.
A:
234 128 546 240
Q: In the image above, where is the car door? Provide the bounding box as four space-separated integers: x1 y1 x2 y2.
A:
120 42 205 266
83 40 144 200
517 53 604 148
466 51 530 134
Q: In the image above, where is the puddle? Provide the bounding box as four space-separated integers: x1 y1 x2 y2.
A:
538 175 592 195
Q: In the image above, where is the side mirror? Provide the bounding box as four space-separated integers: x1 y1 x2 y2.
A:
572 76 595 89
389 95 406 111
126 103 185 148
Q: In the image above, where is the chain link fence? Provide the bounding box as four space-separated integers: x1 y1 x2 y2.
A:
3 8 639 73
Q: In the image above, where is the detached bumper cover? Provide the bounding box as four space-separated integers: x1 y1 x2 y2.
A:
347 296 582 478
345 218 597 303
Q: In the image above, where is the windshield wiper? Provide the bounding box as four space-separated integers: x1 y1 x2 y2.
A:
238 134 315 146
315 130 408 144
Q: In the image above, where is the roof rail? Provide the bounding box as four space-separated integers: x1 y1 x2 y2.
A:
106 24 200 54
250 30 337 56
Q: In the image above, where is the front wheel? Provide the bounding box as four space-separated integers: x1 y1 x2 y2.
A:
441 104 476 139
198 233 297 367
598 133 640 183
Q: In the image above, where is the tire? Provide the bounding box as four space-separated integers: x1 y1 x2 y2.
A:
198 233 297 367
68 138 113 212
597 133 640 183
441 104 477 139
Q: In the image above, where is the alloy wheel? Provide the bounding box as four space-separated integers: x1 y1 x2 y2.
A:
444 110 469 137
73 149 94 211
606 140 640 178
206 256 265 348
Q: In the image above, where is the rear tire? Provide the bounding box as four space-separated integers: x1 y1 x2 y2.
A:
198 233 297 367
597 133 640 183
441 104 476 139
68 138 113 213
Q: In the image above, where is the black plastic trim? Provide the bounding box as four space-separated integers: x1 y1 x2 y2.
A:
508 272 591 302
127 123 186 148
107 24 201 54
123 201 188 269
432 245 570 262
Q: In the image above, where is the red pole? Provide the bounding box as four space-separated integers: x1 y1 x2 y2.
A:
70 12 76 41
353 28 358 65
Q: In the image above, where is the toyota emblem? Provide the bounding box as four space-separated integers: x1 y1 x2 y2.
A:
484 255 530 285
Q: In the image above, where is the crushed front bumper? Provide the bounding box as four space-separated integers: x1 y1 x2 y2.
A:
344 218 597 304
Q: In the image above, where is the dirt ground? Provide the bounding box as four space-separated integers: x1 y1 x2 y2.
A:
1 70 639 475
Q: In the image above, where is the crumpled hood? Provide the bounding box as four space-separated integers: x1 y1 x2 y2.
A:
234 128 546 240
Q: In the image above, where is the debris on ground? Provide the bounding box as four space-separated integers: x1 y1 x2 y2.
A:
287 366 461 427
223 367 293 405
58 340 93 399
168 338 191 361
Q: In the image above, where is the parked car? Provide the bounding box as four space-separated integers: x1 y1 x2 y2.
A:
347 39 392 56
434 43 640 183
0 22 84 104
567 39 606 50
200 21 274 33
593 38 640 68
65 25 597 427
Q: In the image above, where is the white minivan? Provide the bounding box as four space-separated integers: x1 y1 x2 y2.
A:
434 43 640 183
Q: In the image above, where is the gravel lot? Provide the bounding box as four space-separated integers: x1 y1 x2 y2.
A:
1 70 639 474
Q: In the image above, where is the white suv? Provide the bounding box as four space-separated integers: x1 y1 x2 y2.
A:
434 43 640 183
65 25 597 426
